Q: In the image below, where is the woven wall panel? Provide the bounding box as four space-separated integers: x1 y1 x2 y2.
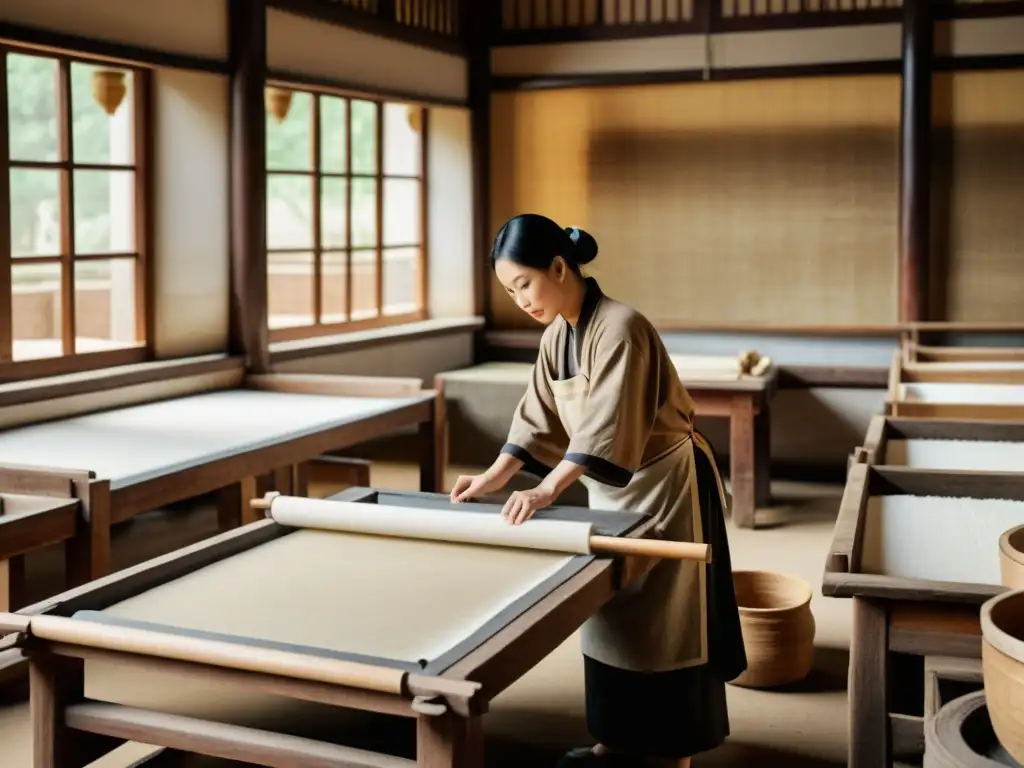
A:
932 70 1024 322
489 76 901 329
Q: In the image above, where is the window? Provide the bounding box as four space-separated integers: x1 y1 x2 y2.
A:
265 86 427 340
1 46 148 379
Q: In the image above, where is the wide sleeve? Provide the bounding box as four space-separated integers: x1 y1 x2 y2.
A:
565 339 658 488
500 345 569 479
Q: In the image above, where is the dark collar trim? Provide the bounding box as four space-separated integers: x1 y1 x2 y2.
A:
573 277 603 367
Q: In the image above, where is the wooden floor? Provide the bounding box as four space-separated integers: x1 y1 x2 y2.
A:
0 464 855 767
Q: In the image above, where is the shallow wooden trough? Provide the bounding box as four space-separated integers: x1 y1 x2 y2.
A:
854 416 1024 472
823 464 1024 768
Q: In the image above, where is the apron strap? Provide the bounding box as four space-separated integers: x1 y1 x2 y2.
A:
692 430 730 516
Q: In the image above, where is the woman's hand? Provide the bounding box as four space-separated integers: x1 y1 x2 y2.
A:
501 485 557 525
451 453 524 503
450 472 503 503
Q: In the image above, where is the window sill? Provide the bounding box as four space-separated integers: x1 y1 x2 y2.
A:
0 353 243 408
268 316 485 363
0 318 485 408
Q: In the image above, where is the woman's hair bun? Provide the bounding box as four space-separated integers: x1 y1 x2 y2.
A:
564 226 599 265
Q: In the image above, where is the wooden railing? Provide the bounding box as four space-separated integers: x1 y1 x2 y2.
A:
330 0 461 37
270 0 464 52
272 0 1022 50
494 0 1024 42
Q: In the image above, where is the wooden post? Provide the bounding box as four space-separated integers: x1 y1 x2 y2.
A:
417 712 484 767
66 478 110 588
464 0 492 334
848 597 890 768
897 0 933 323
228 0 270 373
0 51 12 363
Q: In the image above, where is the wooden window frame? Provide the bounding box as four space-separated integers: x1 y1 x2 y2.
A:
0 43 152 382
266 83 429 343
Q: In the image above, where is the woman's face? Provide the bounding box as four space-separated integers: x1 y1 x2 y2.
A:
494 259 566 325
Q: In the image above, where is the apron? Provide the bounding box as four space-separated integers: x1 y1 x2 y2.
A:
549 373 730 673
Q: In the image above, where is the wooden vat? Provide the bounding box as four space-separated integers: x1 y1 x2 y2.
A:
981 589 1024 765
926 690 1024 768
822 464 1024 768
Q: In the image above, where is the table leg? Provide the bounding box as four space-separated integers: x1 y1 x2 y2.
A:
728 397 757 529
2 555 26 611
417 712 483 767
849 597 890 768
0 559 8 612
237 477 261 526
420 389 446 494
31 654 116 767
292 462 309 496
66 479 111 588
753 406 772 510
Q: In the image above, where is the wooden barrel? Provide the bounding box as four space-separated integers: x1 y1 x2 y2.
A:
999 525 1024 588
981 589 1024 764
728 570 815 688
924 690 1023 768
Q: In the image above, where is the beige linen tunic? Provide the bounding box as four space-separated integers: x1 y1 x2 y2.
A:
503 278 726 673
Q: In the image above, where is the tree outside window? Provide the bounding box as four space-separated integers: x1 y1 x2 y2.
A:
265 86 426 340
3 47 145 372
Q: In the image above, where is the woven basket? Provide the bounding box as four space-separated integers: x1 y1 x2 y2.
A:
729 570 815 689
91 69 126 116
265 87 293 123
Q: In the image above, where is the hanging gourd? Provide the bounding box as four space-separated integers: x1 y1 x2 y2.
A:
91 69 127 116
406 104 422 133
265 86 293 123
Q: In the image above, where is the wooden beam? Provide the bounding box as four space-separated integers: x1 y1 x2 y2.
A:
228 0 270 373
897 0 933 323
0 22 230 74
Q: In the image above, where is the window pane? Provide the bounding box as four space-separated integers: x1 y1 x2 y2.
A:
350 100 377 175
268 251 314 329
383 247 419 316
74 170 135 254
7 53 59 162
350 249 378 321
266 90 312 171
75 258 138 351
320 96 347 174
11 169 61 258
321 178 348 249
350 178 378 248
383 103 421 177
12 261 62 360
71 63 135 165
383 178 420 246
321 251 348 324
267 174 314 249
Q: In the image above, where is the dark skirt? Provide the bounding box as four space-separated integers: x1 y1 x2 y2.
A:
583 654 730 759
578 432 743 761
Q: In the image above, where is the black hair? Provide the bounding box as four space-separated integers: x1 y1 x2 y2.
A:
489 213 598 274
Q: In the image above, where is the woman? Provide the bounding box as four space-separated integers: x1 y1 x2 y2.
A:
449 214 747 767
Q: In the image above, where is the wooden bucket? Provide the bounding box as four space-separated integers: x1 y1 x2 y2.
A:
981 589 1024 764
729 570 815 688
924 690 1023 767
1000 526 1024 589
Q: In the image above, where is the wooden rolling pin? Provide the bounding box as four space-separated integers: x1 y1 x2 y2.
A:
588 535 710 563
250 494 712 563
